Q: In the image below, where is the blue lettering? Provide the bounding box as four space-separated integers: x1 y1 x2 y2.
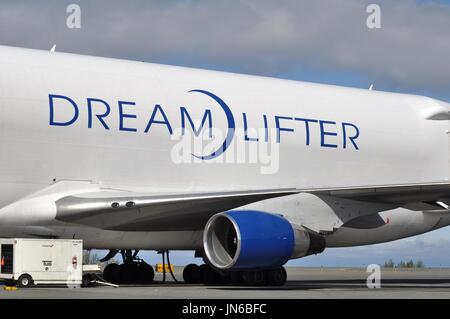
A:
48 92 362 153
275 116 294 143
118 101 137 132
294 117 318 146
87 98 110 129
49 94 79 126
342 122 360 150
144 104 173 134
180 107 212 137
242 113 258 142
319 120 338 148
263 114 269 142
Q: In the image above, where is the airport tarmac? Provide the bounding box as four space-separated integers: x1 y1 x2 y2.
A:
1 267 450 299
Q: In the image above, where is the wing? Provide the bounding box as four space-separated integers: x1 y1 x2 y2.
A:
55 188 299 231
309 181 450 204
53 181 450 231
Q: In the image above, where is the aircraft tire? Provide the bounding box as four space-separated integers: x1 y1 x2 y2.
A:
138 262 154 284
267 267 287 286
222 271 242 285
119 263 140 284
199 264 222 285
183 264 200 284
252 270 268 286
103 263 120 284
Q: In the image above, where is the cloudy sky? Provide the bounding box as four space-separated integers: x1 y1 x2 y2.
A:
1 0 449 100
1 0 450 267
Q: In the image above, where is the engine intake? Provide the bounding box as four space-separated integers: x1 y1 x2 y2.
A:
203 210 325 270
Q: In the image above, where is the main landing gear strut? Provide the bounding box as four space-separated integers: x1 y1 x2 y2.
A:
102 249 154 285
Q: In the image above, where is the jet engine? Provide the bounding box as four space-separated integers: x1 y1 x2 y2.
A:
203 210 325 270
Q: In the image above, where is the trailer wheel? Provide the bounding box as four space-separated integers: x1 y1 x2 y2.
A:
17 274 33 288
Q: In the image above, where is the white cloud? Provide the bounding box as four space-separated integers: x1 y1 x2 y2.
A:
0 0 448 95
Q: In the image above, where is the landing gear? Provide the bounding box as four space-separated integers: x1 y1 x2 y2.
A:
238 268 286 286
242 270 267 286
182 264 287 286
200 264 223 285
102 249 154 285
183 263 223 285
266 267 287 286
103 263 120 283
183 264 201 284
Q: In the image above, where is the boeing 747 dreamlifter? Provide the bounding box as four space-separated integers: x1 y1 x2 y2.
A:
0 45 449 286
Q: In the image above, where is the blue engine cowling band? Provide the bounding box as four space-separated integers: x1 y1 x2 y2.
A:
204 210 295 270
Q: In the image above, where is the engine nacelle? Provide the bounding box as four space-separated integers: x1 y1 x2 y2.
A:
203 210 325 270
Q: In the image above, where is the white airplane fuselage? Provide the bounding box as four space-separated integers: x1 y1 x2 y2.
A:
0 45 449 251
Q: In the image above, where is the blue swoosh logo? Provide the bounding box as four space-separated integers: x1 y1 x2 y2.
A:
189 89 235 160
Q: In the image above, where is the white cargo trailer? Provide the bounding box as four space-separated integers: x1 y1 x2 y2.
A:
0 238 83 287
